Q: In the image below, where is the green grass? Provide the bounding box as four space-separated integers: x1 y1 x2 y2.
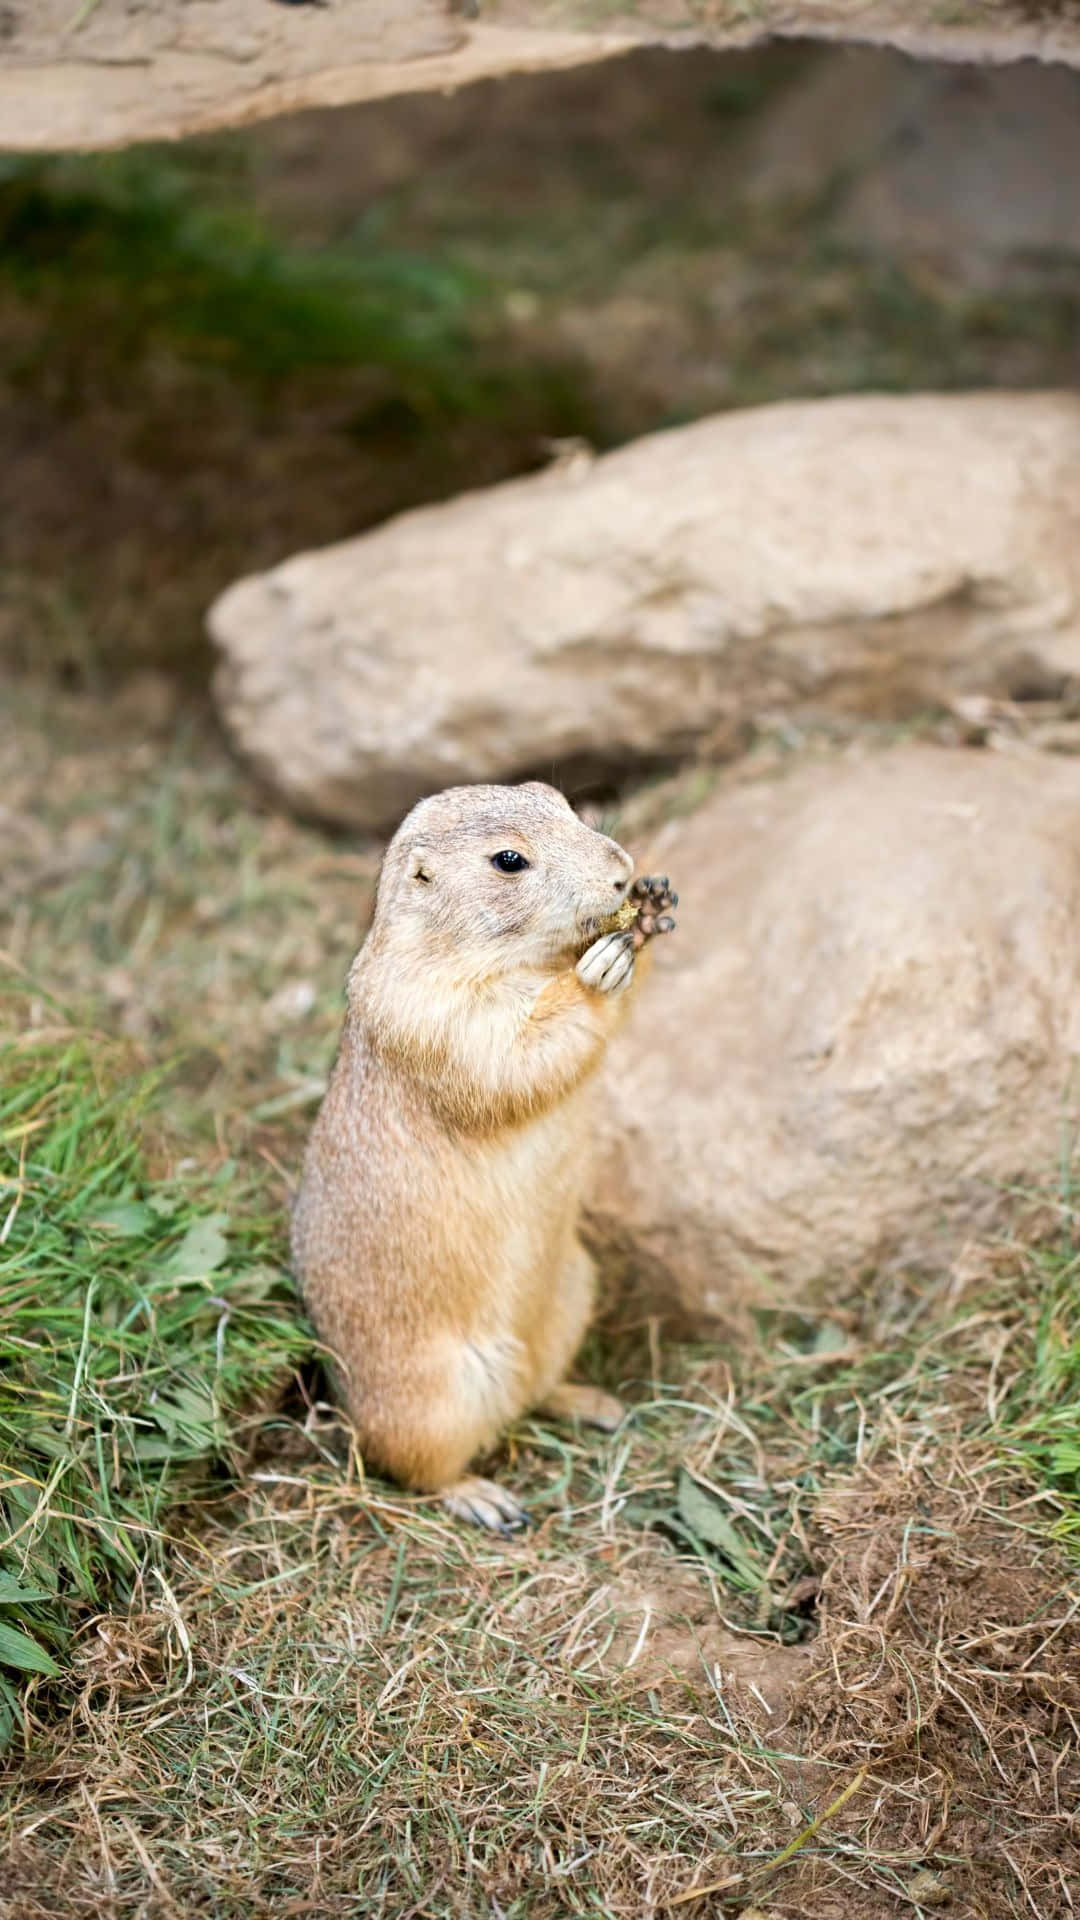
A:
998 1237 1080 1545
0 1010 313 1745
0 149 492 409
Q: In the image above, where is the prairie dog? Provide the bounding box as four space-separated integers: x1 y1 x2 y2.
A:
291 780 667 1532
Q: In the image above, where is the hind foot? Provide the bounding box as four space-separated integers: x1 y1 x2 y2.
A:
538 1382 626 1432
439 1476 530 1536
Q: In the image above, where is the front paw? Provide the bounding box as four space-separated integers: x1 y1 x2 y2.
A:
576 929 635 995
629 874 678 950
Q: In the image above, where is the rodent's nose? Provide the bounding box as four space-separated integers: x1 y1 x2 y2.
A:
609 847 634 892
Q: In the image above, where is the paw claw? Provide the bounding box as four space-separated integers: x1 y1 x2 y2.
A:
628 873 678 945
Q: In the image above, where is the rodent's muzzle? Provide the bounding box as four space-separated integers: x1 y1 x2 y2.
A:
573 838 634 946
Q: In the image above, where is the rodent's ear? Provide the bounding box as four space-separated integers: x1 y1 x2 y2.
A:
521 779 569 807
409 846 434 885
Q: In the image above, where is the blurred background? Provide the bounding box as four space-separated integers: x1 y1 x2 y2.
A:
4 43 1080 699
8 39 1080 1085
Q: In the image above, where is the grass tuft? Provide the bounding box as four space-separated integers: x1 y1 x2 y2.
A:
0 1003 312 1745
995 1234 1080 1546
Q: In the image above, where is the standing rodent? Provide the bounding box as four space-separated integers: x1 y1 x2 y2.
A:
291 780 674 1532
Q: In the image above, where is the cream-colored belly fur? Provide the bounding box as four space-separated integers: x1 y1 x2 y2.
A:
292 1041 599 1492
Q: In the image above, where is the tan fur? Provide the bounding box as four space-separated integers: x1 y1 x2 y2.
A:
290 781 647 1517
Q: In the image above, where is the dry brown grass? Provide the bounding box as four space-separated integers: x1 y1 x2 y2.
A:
3 1245 1078 1919
3 686 1079 1919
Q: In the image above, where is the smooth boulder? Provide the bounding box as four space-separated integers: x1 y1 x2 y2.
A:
210 393 1080 828
588 744 1080 1312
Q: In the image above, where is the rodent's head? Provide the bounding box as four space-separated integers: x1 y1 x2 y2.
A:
369 781 634 974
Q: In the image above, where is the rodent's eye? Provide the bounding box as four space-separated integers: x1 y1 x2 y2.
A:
490 850 530 874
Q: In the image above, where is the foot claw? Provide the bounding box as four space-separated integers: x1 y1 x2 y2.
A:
440 1476 530 1535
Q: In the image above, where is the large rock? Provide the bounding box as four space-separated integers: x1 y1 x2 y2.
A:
8 4 1080 155
211 392 1080 828
588 744 1080 1313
